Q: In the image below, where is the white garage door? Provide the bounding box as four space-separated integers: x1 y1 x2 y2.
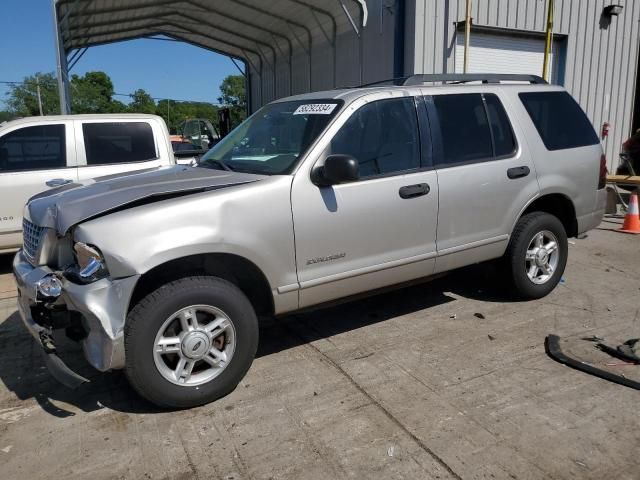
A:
455 31 560 82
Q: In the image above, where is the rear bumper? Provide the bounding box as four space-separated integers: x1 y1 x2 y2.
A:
577 188 607 234
12 251 139 378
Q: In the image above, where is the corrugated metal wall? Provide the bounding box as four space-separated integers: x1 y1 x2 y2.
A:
247 0 639 170
248 0 402 112
407 0 640 170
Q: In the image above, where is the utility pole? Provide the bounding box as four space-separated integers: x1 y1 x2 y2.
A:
36 75 44 116
542 0 555 82
463 0 472 73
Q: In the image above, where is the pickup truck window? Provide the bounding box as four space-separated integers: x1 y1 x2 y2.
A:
200 100 342 175
0 124 66 172
330 97 420 178
82 122 157 165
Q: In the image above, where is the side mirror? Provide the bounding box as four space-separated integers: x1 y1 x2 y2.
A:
312 154 360 186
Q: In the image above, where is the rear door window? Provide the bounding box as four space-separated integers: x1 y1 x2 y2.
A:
82 122 157 165
432 93 493 167
484 94 517 157
330 97 421 178
519 91 599 151
0 124 66 172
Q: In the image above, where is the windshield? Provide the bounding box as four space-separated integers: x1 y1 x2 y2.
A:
199 100 342 175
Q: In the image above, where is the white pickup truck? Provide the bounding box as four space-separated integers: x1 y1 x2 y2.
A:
0 114 176 253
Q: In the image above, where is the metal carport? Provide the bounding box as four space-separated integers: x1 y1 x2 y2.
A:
52 0 407 114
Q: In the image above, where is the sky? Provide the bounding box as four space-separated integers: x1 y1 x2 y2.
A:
0 0 239 109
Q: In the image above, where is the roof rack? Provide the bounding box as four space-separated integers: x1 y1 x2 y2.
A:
360 73 547 87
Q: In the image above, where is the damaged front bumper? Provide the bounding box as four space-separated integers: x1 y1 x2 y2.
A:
13 251 139 387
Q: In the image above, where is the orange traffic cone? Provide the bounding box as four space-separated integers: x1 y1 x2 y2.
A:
618 192 640 234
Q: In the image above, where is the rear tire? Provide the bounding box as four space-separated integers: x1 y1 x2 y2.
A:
505 212 568 299
124 276 258 408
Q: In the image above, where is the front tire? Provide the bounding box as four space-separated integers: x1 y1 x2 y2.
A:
124 276 258 408
505 212 568 299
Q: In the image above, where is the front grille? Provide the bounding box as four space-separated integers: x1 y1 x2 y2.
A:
22 218 45 262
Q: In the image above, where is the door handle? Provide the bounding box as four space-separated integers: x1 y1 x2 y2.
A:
46 178 73 187
507 166 530 179
399 183 430 199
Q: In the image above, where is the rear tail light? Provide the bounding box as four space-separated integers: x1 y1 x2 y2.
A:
598 154 607 189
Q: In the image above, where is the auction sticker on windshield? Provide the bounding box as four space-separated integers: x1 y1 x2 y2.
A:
293 103 338 115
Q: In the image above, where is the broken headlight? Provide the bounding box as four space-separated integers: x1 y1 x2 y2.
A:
73 242 109 281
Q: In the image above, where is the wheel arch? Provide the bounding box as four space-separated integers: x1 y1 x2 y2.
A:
128 253 275 316
517 193 578 238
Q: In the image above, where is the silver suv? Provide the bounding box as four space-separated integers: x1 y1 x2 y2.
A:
13 74 606 408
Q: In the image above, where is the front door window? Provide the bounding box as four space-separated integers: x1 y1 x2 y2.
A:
330 97 421 178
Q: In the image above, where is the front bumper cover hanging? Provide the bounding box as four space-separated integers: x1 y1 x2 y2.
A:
545 334 640 391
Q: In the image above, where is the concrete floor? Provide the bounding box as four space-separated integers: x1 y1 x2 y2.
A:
0 218 639 480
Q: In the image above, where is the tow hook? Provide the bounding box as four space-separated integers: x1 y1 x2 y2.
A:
39 331 56 354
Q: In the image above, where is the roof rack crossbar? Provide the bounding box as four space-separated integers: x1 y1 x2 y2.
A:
359 73 547 87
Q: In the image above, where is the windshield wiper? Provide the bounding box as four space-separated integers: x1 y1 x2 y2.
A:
200 159 234 172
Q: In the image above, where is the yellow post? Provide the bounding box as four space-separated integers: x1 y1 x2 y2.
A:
542 0 555 81
463 0 472 73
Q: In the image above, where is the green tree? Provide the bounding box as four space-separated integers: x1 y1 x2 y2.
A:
156 99 185 133
0 111 15 123
128 89 156 114
193 102 219 122
217 74 246 127
156 100 219 134
109 99 129 114
70 71 124 113
5 72 60 116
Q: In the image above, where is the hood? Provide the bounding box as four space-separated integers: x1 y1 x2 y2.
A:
27 165 266 234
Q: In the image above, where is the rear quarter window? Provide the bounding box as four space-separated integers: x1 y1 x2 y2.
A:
484 94 517 158
519 91 599 151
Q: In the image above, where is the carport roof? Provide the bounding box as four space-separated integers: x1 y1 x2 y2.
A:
55 0 369 65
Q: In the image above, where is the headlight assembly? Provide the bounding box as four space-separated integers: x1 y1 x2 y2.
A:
73 242 109 281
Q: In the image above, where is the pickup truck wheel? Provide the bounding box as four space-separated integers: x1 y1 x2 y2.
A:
124 276 258 408
505 212 568 299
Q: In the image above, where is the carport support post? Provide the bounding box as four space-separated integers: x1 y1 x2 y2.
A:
52 0 71 114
